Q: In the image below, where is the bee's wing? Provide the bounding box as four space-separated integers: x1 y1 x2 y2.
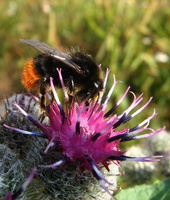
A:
20 39 82 74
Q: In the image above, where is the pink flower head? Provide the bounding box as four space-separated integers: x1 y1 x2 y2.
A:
4 69 165 196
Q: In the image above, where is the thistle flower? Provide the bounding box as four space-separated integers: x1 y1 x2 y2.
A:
3 69 165 198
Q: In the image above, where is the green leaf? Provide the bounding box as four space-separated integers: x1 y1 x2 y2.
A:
115 179 170 200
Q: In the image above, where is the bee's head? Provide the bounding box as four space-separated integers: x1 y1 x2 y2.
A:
70 50 103 102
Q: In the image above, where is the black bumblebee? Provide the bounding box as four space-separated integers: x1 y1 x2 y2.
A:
21 39 103 109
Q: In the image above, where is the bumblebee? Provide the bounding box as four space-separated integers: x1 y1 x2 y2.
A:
20 39 103 110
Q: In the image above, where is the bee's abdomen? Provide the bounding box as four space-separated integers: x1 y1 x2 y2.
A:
21 58 40 91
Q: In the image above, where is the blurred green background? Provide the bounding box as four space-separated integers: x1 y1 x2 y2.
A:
0 0 169 132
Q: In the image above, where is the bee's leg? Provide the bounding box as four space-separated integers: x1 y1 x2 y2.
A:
39 83 47 112
70 76 75 96
68 94 74 105
66 76 75 114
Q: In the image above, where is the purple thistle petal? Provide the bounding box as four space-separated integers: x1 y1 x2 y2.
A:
13 102 39 126
50 77 61 105
3 192 12 200
118 92 143 118
113 113 127 128
50 77 65 120
108 155 163 162
130 97 153 119
92 115 118 141
117 86 131 107
38 157 67 168
99 118 117 135
24 92 40 102
46 92 53 103
75 104 90 134
3 124 48 138
104 86 131 118
98 68 110 103
129 109 157 132
75 121 81 134
99 180 113 197
103 75 121 108
12 167 36 200
122 126 166 142
136 109 157 128
56 68 69 102
86 156 115 197
3 168 36 200
114 96 153 129
91 132 102 142
87 156 111 185
107 133 128 143
44 135 57 153
21 167 36 191
13 102 52 133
